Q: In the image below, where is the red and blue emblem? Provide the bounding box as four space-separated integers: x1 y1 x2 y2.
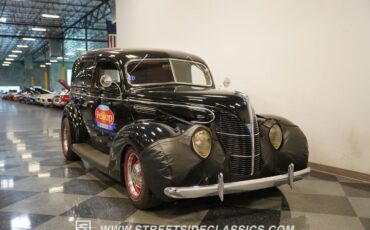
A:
95 105 116 131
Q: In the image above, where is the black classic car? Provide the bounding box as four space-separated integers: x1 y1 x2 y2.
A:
61 48 310 209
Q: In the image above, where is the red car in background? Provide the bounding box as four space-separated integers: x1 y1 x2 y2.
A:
5 90 18 101
53 80 71 107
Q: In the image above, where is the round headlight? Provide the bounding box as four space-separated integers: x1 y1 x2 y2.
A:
192 128 212 158
269 124 283 150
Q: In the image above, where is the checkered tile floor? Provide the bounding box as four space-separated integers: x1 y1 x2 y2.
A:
0 101 369 230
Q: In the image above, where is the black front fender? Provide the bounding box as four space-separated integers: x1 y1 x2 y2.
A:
109 120 178 182
140 125 224 201
257 114 309 176
110 122 225 201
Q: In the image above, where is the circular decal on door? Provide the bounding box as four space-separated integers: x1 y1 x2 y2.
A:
95 105 116 131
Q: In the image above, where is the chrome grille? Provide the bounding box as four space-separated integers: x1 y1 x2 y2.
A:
214 111 261 176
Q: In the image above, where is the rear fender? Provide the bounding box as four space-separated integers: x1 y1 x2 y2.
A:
62 104 88 143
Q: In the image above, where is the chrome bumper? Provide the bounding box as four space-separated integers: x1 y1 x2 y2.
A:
164 164 310 201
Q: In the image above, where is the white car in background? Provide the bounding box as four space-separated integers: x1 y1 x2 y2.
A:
40 91 59 107
40 80 72 107
32 88 52 106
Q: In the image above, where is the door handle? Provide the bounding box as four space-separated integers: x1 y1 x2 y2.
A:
86 100 95 108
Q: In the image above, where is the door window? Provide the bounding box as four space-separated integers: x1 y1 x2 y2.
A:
94 61 121 93
71 59 94 88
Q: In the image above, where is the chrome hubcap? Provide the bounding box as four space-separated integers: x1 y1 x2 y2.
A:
132 163 142 186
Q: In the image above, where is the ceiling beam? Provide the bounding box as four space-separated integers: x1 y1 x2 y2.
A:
0 22 106 31
0 34 107 43
64 0 110 33
2 4 95 13
7 0 100 9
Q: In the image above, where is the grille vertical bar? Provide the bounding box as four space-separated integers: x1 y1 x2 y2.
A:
247 101 255 175
214 111 261 176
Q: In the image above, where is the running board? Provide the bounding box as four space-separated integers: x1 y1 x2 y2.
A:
72 143 110 171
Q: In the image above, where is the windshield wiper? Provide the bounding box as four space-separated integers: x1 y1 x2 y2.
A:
129 54 149 74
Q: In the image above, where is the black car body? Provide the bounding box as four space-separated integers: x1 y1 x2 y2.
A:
61 48 310 209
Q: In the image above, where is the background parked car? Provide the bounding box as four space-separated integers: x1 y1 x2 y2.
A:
40 91 59 107
53 80 71 108
1 91 9 100
7 90 18 101
32 87 52 105
13 88 33 102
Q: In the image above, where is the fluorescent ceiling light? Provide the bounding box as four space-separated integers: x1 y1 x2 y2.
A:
45 62 51 65
50 60 57 63
40 65 46 68
77 48 86 51
22 37 36 41
0 17 6 23
2 64 10 66
17 45 28 48
32 27 47 32
65 52 74 56
41 14 60 19
56 57 69 60
5 58 14 61
37 173 50 178
8 54 18 57
12 50 22 53
4 61 11 64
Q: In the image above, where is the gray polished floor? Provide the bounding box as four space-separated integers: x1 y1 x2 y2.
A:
0 100 369 230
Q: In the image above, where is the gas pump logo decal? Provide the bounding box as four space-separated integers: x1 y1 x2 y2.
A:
95 105 116 131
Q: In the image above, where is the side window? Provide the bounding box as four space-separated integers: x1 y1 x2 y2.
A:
94 61 120 92
71 59 94 88
191 65 209 86
127 60 174 85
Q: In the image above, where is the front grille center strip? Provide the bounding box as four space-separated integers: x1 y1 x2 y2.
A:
247 102 255 176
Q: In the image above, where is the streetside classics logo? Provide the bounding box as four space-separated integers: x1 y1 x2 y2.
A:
75 220 91 230
95 105 116 131
76 222 295 230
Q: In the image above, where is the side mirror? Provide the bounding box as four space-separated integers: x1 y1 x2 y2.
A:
100 74 113 88
223 77 231 88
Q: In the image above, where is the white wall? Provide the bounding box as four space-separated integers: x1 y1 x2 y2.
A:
116 0 370 174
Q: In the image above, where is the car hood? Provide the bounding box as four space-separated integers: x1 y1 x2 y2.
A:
58 80 70 90
130 86 253 122
39 92 57 99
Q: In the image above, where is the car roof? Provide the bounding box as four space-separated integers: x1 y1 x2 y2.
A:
79 48 206 65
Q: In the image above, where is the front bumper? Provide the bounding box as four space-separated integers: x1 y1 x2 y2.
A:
164 164 310 201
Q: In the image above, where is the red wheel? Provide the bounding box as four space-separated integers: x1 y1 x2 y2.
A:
124 147 160 209
125 150 143 200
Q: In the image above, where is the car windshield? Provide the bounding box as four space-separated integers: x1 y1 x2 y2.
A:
126 59 213 87
34 88 50 94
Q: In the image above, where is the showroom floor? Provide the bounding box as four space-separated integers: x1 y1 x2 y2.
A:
0 100 369 230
